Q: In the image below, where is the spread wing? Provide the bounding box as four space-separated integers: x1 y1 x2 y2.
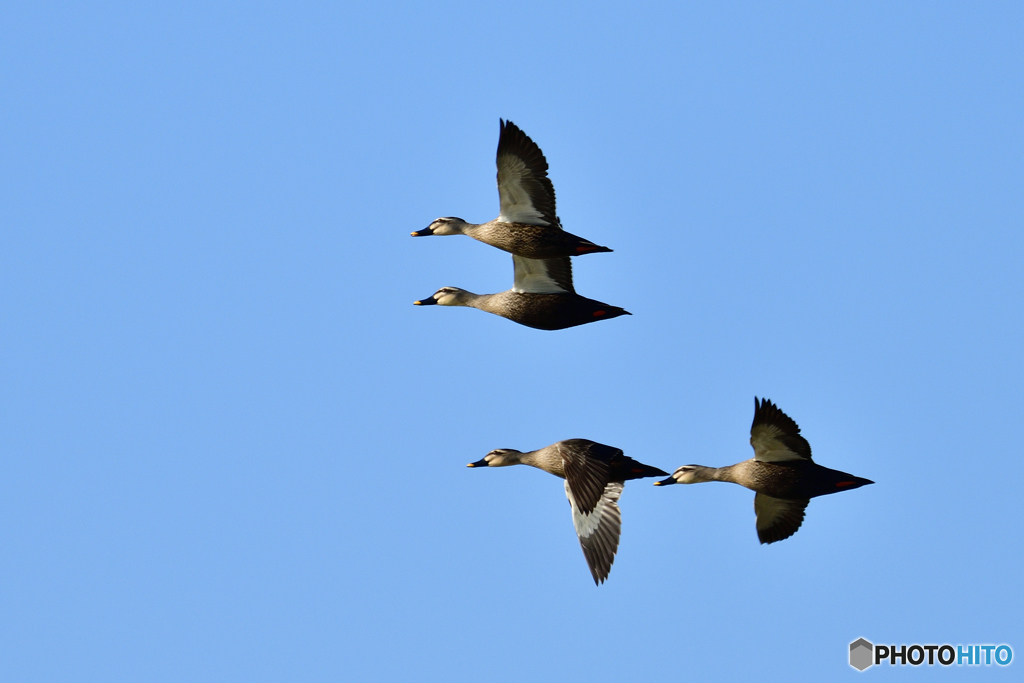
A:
512 255 574 294
565 479 622 585
749 397 812 462
559 440 622 585
754 493 809 544
496 120 561 228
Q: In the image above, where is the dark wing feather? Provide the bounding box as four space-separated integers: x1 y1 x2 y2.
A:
754 493 809 544
557 439 657 585
750 397 813 462
496 120 561 228
560 441 611 515
561 439 668 482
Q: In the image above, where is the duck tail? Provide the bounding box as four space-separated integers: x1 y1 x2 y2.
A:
833 475 874 491
616 457 670 481
575 242 613 255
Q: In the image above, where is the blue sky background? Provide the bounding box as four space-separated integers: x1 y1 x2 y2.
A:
2 2 1022 680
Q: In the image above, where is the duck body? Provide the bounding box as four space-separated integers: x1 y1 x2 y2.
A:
415 253 629 330
415 217 612 259
656 397 873 544
469 439 667 584
415 287 629 330
694 459 873 501
493 438 667 482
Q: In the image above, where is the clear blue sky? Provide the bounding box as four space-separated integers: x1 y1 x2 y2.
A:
2 2 1021 680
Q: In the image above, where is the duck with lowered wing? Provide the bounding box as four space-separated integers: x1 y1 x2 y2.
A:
469 439 667 585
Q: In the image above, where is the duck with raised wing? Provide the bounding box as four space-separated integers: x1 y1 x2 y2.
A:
655 398 873 544
468 439 667 585
412 120 612 259
414 252 629 330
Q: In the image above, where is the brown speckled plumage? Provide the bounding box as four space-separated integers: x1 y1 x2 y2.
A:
657 398 873 544
466 221 612 259
471 291 629 331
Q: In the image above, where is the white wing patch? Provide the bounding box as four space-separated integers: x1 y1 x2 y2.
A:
512 255 571 294
497 157 550 225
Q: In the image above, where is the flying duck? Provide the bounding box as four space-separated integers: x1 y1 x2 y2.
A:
412 120 612 259
414 252 629 330
655 398 874 544
469 439 667 584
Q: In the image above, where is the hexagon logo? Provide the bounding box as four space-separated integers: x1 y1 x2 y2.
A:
850 638 874 671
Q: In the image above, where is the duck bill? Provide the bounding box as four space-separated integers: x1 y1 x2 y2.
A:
411 226 434 237
467 458 488 468
653 476 677 486
413 296 438 306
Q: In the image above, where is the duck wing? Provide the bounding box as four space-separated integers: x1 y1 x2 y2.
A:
750 396 813 462
564 479 622 585
512 255 574 294
496 120 560 228
754 493 809 544
558 440 623 585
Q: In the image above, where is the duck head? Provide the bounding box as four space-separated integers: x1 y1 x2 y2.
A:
654 465 709 485
414 287 472 307
412 217 468 237
468 448 524 468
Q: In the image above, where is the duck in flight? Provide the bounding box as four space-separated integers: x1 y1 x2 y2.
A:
655 398 873 544
413 252 629 330
412 120 612 259
469 439 667 585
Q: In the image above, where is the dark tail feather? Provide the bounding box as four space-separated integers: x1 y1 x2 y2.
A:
614 457 669 481
591 306 631 321
575 243 613 255
833 475 874 491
